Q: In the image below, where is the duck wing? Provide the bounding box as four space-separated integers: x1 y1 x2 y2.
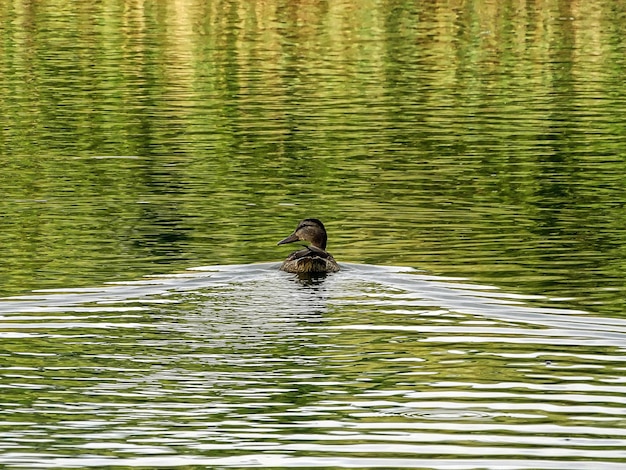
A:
289 246 333 260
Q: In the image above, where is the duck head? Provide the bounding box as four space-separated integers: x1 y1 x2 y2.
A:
277 218 328 250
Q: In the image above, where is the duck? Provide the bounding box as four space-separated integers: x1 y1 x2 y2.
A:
277 218 340 273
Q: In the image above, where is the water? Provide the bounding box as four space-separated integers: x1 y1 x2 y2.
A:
1 265 626 468
2 0 626 467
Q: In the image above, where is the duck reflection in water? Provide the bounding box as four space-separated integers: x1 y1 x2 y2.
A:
277 219 340 276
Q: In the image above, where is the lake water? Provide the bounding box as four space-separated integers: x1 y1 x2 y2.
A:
1 0 626 468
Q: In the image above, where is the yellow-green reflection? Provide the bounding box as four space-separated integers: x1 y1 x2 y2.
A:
0 0 625 315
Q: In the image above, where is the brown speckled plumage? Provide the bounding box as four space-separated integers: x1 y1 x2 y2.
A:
277 219 340 274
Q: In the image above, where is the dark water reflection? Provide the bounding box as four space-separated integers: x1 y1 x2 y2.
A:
1 265 626 468
2 0 626 467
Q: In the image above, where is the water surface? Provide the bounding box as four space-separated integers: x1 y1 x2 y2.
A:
2 264 626 468
1 0 626 467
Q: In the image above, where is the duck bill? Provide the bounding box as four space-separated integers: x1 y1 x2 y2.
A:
277 233 300 245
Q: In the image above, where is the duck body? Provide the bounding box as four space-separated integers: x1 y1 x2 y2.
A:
280 246 340 274
277 219 340 274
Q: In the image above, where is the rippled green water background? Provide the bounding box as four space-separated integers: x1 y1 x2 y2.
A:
2 0 624 307
2 0 626 468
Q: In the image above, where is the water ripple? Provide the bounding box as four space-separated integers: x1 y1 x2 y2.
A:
0 264 625 468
